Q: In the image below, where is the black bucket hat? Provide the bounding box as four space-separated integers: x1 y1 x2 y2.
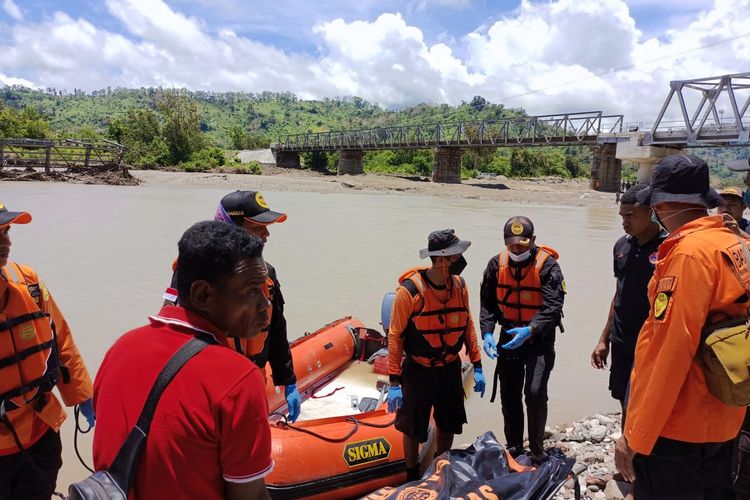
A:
419 229 471 259
636 154 723 209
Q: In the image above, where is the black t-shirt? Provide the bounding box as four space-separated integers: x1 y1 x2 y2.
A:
611 230 668 351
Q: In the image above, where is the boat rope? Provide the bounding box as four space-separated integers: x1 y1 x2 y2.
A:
270 412 396 442
310 386 345 399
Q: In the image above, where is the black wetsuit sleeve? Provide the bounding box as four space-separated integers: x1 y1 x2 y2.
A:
480 255 504 335
527 258 565 342
266 265 296 387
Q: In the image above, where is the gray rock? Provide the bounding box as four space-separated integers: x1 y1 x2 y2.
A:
590 425 608 442
604 480 630 500
592 492 607 500
587 484 601 492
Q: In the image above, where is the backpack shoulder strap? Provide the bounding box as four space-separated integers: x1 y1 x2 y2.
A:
109 334 215 491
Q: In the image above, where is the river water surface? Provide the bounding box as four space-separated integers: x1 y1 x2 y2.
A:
3 181 623 492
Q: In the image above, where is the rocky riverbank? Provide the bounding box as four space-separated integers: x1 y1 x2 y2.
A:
131 168 618 208
546 412 631 500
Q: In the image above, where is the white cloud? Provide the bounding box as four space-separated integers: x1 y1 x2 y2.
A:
0 0 748 123
0 73 36 87
2 0 22 21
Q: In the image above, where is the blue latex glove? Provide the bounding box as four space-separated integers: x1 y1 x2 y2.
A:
285 384 301 423
482 332 497 359
79 398 95 428
387 385 403 413
473 368 486 398
502 326 532 350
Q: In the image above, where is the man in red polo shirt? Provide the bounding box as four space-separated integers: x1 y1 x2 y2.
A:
93 221 273 499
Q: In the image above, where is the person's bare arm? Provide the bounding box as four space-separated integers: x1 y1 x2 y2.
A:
591 290 615 369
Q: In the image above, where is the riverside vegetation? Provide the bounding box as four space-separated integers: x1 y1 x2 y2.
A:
1 86 747 184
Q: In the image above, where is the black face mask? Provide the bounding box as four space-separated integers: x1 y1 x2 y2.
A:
449 255 467 276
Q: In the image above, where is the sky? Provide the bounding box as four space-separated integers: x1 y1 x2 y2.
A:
0 0 748 122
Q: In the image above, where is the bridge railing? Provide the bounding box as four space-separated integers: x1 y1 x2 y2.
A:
0 138 126 172
274 111 624 152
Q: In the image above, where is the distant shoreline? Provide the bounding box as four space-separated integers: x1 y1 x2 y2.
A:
1 165 619 208
132 167 617 208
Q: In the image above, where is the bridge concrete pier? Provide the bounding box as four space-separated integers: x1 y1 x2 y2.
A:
589 144 621 192
615 132 682 183
274 151 301 169
338 150 364 175
432 147 463 183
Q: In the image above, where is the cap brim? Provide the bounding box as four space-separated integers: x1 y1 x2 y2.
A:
642 188 723 209
504 236 532 245
0 211 31 226
727 159 750 172
245 210 287 225
419 240 471 259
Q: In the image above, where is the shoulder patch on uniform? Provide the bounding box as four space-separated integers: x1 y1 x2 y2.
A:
561 280 567 294
26 283 41 300
656 276 676 293
39 282 50 302
654 292 670 320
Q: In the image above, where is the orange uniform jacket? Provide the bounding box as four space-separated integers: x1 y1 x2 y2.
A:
0 261 93 455
388 269 482 378
625 216 748 455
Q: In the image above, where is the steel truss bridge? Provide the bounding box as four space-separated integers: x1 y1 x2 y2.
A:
646 73 750 147
272 111 625 153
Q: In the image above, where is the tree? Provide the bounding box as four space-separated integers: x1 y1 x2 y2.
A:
157 91 207 164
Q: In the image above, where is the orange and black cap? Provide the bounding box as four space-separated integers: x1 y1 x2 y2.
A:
0 202 31 226
215 190 287 226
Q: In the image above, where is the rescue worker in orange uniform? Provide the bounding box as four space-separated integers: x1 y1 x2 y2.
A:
386 229 485 482
164 191 300 422
0 202 94 500
615 155 748 499
480 216 565 462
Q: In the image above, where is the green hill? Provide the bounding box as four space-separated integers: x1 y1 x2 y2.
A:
3 86 746 183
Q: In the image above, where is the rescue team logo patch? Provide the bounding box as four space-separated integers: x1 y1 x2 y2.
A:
40 282 50 302
19 324 36 341
654 292 670 320
562 280 567 294
255 192 269 209
449 313 460 325
26 283 41 300
656 276 676 293
521 291 532 300
510 222 524 235
649 252 658 265
343 437 391 468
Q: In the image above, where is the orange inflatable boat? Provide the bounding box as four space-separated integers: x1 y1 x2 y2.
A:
263 317 474 499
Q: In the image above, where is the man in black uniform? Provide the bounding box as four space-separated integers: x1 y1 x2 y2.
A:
480 216 565 461
591 184 666 421
164 191 300 421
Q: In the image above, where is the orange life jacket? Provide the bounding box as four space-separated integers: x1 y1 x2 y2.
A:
496 246 559 326
0 261 66 449
398 267 469 368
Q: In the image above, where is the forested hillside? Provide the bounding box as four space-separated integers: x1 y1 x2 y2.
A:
1 85 746 183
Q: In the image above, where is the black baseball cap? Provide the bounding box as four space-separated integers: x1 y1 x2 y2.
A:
504 216 534 245
636 154 722 209
216 191 287 226
419 229 471 259
0 202 31 226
